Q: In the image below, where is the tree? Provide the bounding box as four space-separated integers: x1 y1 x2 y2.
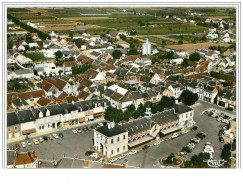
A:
184 153 210 168
55 50 63 59
38 12 41 16
111 50 122 59
180 90 199 106
127 104 136 113
128 48 138 55
119 34 127 41
181 58 189 68
69 32 73 39
221 143 232 167
189 52 200 61
72 65 91 75
178 40 183 44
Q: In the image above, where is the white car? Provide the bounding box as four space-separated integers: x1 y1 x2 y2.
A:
38 137 44 143
90 153 99 158
27 141 32 146
181 130 190 135
223 126 228 130
109 158 118 163
77 129 82 133
187 143 195 149
153 142 160 146
118 154 127 160
171 133 178 139
191 138 200 143
129 150 137 155
72 129 78 134
52 133 59 139
217 117 222 122
21 142 27 148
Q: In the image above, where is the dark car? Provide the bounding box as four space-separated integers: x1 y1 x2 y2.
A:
143 145 150 150
85 151 95 156
218 137 224 143
59 133 64 138
218 130 224 136
192 126 198 131
43 136 48 141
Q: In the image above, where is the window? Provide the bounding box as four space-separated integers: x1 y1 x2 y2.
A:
186 114 188 118
190 112 192 117
117 137 120 142
117 148 119 153
123 146 125 150
111 150 113 155
123 135 126 140
14 126 18 130
111 139 113 144
8 128 11 133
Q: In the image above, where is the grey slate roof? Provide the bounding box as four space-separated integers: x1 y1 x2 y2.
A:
7 112 20 126
151 109 178 125
173 103 193 114
12 98 28 107
131 91 143 100
17 110 35 123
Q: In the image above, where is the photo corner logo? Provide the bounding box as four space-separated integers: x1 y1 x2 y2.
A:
204 159 226 168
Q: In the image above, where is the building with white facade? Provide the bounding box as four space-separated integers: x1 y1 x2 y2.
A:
142 38 151 56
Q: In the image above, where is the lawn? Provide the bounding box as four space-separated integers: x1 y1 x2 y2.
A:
23 52 46 61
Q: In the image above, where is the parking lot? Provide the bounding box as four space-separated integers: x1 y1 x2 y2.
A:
7 101 236 168
115 102 236 168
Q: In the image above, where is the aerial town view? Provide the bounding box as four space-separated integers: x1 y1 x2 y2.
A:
6 7 236 168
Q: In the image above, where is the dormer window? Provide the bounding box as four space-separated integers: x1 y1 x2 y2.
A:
65 109 68 114
78 107 82 112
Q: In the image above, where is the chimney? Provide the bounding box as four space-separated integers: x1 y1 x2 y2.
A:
108 123 111 129
83 160 89 168
52 160 56 168
111 121 115 128
123 160 128 168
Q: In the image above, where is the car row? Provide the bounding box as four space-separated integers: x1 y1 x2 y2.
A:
203 109 233 125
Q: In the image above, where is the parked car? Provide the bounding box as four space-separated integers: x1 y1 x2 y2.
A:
143 145 150 150
90 153 99 158
77 129 82 133
129 150 137 155
223 126 228 130
190 137 200 144
52 133 59 139
15 144 20 149
181 130 190 135
178 151 186 156
43 136 48 141
72 129 78 134
38 137 44 143
109 158 118 163
27 141 32 146
33 139 39 145
219 137 224 143
187 142 195 149
118 154 127 160
21 142 27 148
196 132 206 139
153 142 160 146
49 135 54 140
85 151 95 156
171 133 178 139
59 133 64 138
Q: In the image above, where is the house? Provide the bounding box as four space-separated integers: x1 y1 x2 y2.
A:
141 57 152 66
168 83 185 99
7 112 21 139
17 45 25 51
176 51 188 58
15 54 32 65
36 96 52 107
11 68 34 80
116 40 130 49
7 150 39 168
206 33 218 40
43 40 52 49
17 110 36 136
29 42 39 49
173 103 194 125
205 51 219 61
202 86 218 103
11 98 29 110
63 61 77 75
217 89 236 111
170 58 183 65
94 122 129 157
129 91 144 108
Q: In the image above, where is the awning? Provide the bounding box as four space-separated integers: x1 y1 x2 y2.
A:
22 128 36 135
79 118 85 122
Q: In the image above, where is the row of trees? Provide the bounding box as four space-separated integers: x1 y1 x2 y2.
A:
7 14 50 40
105 96 176 123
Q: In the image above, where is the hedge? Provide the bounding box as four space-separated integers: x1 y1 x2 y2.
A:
7 14 50 40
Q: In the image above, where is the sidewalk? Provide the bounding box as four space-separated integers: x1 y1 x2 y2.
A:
7 119 105 144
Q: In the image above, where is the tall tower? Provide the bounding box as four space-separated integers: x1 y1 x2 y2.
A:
142 38 151 55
